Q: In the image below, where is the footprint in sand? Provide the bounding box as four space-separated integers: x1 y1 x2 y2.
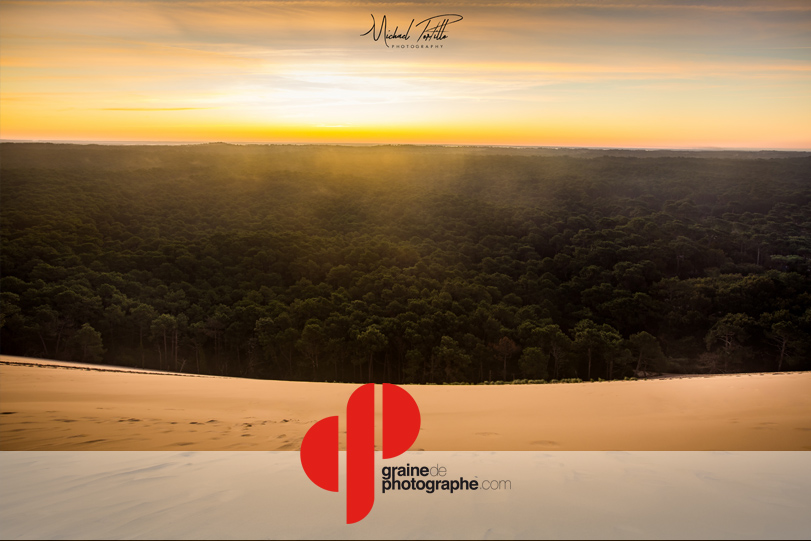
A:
530 440 560 447
1 412 17 415
280 436 303 449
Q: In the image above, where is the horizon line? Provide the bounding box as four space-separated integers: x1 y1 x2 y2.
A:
2 139 810 153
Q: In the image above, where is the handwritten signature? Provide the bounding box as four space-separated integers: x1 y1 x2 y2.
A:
361 14 463 47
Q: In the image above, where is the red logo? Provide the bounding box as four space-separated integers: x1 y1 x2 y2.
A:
300 383 421 524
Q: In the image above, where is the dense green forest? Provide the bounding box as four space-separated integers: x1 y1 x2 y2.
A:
1 143 810 383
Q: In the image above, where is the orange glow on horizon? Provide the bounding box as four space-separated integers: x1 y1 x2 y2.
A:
1 1 809 149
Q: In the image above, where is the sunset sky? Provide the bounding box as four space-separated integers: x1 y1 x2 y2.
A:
1 0 809 149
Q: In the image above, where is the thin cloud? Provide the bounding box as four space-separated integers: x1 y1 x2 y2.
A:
4 0 811 10
293 0 811 10
99 107 213 111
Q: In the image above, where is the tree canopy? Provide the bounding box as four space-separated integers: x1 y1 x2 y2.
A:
1 143 810 382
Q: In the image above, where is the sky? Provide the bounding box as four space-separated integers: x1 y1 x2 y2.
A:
1 0 809 149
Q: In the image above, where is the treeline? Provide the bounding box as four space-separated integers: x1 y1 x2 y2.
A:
1 143 810 382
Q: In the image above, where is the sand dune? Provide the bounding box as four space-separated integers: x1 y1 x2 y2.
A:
1 355 810 451
3 451 810 539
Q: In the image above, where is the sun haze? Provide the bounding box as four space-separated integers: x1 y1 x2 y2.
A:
1 0 809 149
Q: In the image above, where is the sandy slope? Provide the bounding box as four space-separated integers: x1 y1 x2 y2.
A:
1 355 810 450
3 452 810 539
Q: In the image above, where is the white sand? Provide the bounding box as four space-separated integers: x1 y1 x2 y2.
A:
1 451 809 539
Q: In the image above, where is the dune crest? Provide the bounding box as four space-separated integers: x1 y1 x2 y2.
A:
1 355 810 451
